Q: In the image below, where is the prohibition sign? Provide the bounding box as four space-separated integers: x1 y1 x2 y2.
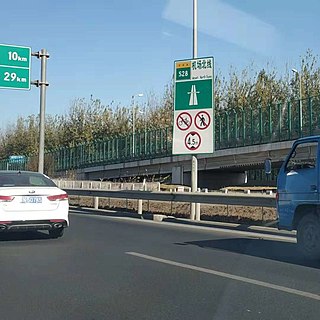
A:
195 110 211 130
177 112 192 131
185 131 201 151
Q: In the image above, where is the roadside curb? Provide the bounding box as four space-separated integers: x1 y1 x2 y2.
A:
70 206 296 241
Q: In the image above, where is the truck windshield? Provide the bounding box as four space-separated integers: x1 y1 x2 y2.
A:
285 141 318 171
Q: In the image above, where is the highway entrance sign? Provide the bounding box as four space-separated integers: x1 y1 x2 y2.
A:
0 44 31 90
173 57 214 154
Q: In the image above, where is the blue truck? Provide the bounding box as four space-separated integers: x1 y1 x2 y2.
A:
277 136 320 259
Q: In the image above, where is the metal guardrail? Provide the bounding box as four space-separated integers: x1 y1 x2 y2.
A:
63 188 276 208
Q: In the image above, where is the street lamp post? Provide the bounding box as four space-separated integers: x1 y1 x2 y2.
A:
138 103 147 154
141 102 147 133
131 93 144 156
292 68 303 135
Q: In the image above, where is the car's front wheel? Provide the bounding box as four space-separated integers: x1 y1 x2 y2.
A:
49 228 64 239
297 213 320 260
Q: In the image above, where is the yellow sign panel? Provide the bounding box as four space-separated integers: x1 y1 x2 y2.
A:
176 61 191 69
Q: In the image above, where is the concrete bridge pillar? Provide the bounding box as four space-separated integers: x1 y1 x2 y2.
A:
172 166 184 185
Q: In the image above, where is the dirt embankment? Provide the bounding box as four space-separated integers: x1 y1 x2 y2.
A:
69 196 277 225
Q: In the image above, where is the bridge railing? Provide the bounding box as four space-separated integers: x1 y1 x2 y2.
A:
51 96 320 171
215 96 320 149
52 127 173 171
0 158 28 171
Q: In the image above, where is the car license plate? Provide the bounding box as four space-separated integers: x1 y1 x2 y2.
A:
22 196 42 204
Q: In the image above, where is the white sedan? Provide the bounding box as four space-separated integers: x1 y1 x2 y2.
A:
0 171 69 238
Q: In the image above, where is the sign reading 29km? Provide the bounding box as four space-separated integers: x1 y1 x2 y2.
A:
173 57 214 154
0 44 31 90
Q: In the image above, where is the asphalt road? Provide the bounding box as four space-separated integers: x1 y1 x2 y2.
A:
1 209 320 320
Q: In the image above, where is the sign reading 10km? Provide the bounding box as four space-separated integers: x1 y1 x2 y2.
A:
173 57 214 154
0 44 31 90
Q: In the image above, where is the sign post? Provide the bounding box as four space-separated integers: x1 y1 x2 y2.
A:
0 44 31 90
31 49 49 174
0 43 49 174
192 0 199 221
173 57 214 220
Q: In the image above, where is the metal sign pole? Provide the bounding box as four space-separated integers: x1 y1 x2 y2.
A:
191 0 199 220
131 96 135 156
32 49 49 173
193 0 198 59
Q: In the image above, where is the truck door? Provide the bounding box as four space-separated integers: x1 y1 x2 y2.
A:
277 140 319 229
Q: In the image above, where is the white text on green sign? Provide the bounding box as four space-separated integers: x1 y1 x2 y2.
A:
0 44 31 90
175 58 213 82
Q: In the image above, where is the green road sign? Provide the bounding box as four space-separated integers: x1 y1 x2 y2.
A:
0 44 31 90
175 79 213 110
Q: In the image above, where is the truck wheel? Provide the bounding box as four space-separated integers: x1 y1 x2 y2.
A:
297 214 320 260
49 228 64 239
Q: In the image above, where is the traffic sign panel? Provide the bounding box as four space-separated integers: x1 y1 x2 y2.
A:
173 109 214 154
0 66 30 89
175 79 212 110
0 44 31 90
175 61 191 81
185 131 201 151
195 111 211 130
173 57 214 155
176 112 192 131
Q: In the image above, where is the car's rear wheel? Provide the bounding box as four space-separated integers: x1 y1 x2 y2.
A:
49 228 64 239
297 213 320 260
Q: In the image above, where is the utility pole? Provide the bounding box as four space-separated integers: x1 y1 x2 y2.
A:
131 93 143 156
292 68 303 135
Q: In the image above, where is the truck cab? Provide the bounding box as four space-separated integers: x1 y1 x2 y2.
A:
277 136 320 259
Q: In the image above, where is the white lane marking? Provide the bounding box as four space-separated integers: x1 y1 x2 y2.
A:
126 252 320 302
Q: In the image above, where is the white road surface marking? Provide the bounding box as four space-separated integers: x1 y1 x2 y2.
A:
126 251 320 301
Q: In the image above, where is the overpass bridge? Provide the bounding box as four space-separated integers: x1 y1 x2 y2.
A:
63 140 292 189
1 96 320 188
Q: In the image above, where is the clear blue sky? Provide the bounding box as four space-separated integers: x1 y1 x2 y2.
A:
0 0 319 128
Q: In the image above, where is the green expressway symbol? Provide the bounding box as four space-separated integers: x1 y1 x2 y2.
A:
175 79 212 110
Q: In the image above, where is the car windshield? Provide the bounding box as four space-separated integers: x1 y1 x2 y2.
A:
0 172 56 187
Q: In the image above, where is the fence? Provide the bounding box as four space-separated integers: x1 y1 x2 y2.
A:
0 159 28 171
1 96 320 173
52 96 320 171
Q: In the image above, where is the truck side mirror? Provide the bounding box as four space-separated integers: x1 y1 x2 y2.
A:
264 158 272 175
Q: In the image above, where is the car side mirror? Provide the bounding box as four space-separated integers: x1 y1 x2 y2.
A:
264 158 272 175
